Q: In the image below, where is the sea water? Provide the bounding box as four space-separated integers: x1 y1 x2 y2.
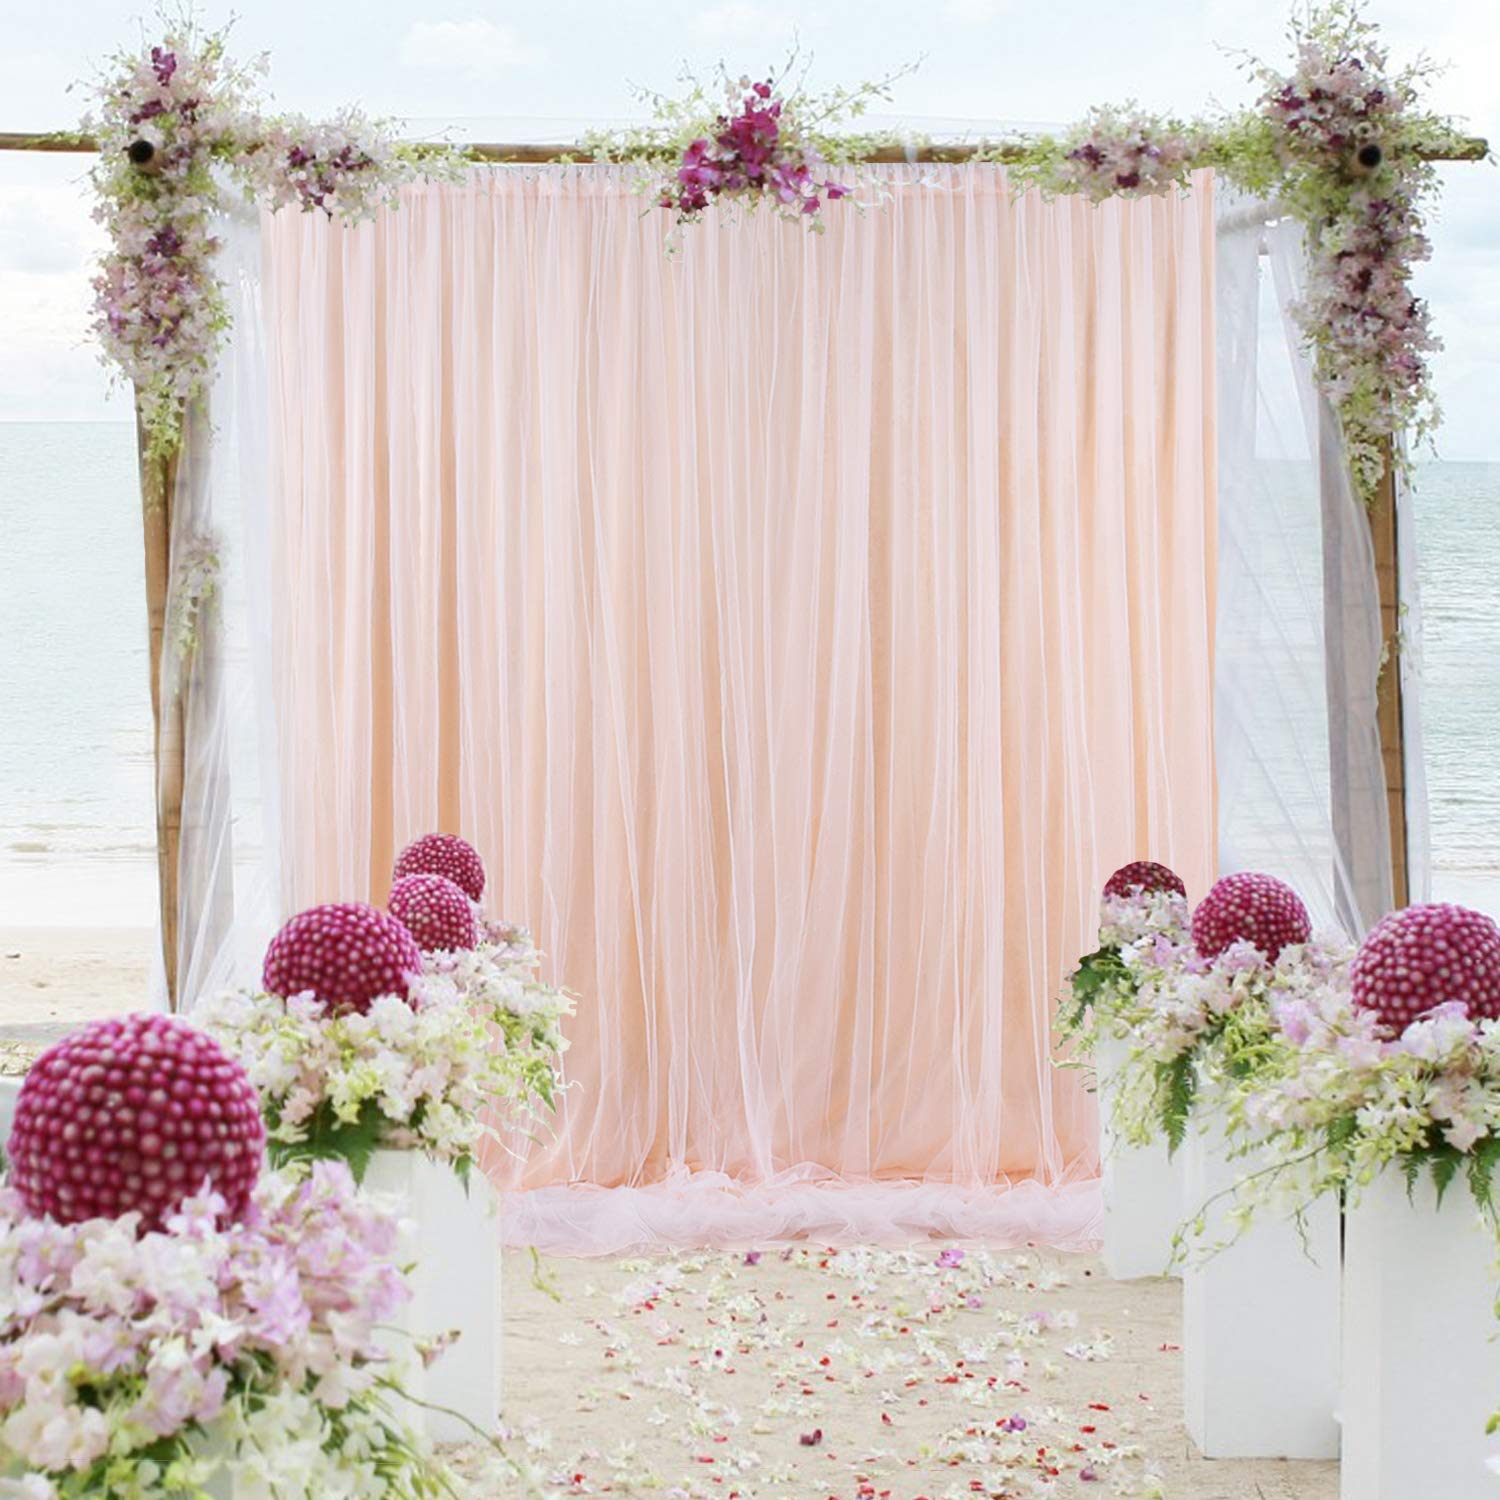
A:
0 421 1495 925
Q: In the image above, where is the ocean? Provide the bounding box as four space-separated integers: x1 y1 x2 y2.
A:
0 421 1496 926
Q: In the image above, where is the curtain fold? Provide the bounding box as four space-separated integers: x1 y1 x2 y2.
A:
261 165 1218 1233
1213 205 1406 936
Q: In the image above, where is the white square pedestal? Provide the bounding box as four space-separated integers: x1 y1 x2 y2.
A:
364 1150 504 1442
0 1077 20 1150
1096 1040 1183 1280
1181 1123 1341 1458
1341 1170 1498 1499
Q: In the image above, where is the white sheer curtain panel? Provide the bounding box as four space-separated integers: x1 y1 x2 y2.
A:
163 210 282 1008
1214 202 1425 934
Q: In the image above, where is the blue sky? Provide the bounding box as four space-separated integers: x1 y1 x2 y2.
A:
1 0 1496 455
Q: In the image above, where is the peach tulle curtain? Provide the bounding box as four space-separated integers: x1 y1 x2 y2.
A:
261 165 1217 1236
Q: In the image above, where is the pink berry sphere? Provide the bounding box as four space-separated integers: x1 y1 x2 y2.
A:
1191 872 1311 963
389 873 479 953
1351 902 1500 1034
392 833 486 903
262 901 422 1014
1102 861 1187 901
9 1014 264 1230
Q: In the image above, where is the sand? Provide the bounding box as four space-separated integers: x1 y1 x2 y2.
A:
0 927 1339 1498
472 1244 1339 1500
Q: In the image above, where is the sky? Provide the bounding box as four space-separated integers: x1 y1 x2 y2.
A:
1 0 1496 456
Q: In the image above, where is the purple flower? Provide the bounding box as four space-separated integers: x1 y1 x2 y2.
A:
936 1247 965 1269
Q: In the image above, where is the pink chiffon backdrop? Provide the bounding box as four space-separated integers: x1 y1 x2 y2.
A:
261 165 1217 1248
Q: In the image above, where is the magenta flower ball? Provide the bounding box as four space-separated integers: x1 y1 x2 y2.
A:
262 901 422 1014
1191 872 1311 963
392 832 486 903
1102 860 1187 901
1351 902 1500 1034
389 873 479 953
9 1013 264 1230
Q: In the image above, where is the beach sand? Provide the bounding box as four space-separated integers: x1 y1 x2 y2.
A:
0 925 152 1047
0 929 1338 1498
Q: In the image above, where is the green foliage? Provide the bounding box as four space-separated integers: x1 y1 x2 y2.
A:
266 1098 390 1183
1155 1051 1198 1156
1061 945 1128 1031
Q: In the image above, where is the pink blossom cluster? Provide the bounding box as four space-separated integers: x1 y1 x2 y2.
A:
1263 38 1406 165
86 31 253 457
1256 15 1441 499
0 1162 427 1492
1041 106 1198 202
657 79 850 229
87 25 456 461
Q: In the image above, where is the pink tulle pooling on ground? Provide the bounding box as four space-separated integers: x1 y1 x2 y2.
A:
499 1166 1102 1257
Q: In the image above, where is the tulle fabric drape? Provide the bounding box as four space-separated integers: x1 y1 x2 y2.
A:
1213 205 1420 934
260 165 1218 1244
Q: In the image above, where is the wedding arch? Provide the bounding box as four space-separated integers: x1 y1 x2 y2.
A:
0 3 1488 1235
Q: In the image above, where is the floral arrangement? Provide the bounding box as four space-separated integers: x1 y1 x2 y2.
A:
196 931 569 1183
1233 0 1464 501
1009 105 1201 202
0 1165 454 1499
1064 864 1353 1153
1200 902 1500 1238
1060 865 1191 1038
1106 924 1354 1154
198 835 571 1183
583 56 915 238
86 16 460 462
0 1012 457 1498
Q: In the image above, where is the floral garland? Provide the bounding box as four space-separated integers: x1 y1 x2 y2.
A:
86 18 461 463
196 926 571 1183
1011 4 1464 502
583 57 915 238
0 1161 456 1499
1235 1 1459 500
1009 105 1202 203
87 6 1471 497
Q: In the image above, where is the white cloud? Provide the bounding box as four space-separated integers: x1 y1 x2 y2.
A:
692 3 797 40
399 19 544 77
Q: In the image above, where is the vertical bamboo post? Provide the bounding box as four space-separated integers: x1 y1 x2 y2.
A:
136 402 183 1009
1369 435 1410 910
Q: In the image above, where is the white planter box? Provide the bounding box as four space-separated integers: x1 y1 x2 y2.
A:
1181 1121 1341 1458
0 1077 20 1151
364 1149 503 1443
1096 1040 1183 1279
1340 1170 1498 1499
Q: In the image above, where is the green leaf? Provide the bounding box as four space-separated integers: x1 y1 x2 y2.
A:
1156 1052 1197 1157
1430 1148 1460 1209
268 1099 390 1183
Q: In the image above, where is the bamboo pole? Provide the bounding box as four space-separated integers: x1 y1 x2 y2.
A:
0 130 1490 162
135 404 183 1007
1369 437 1410 909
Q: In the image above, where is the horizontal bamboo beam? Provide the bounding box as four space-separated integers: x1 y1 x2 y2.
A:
0 130 1490 163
